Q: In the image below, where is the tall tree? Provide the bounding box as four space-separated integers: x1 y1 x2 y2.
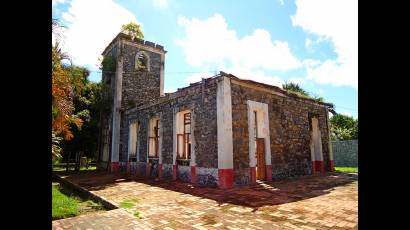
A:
52 19 84 160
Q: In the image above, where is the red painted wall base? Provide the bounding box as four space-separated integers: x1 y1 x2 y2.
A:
109 162 119 173
158 164 163 179
191 166 196 184
173 165 177 180
218 168 234 189
312 161 325 174
250 167 256 184
265 165 273 181
146 163 151 177
329 160 334 172
126 162 131 174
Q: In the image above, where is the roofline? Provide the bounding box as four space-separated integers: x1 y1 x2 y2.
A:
101 32 166 56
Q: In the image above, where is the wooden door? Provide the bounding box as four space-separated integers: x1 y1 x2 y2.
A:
256 138 266 180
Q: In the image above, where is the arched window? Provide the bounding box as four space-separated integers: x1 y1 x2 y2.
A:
135 51 150 71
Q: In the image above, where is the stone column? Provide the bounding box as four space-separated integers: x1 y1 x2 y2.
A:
158 113 163 179
190 109 196 184
326 108 335 172
110 40 123 173
217 76 234 189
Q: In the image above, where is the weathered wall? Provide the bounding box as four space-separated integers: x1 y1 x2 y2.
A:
118 43 164 162
230 81 331 183
332 140 358 167
126 77 219 184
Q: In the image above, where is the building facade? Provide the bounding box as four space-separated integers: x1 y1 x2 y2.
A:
98 33 334 189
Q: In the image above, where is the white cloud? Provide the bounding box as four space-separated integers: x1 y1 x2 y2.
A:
152 0 168 9
52 0 65 6
291 0 358 89
60 0 140 68
223 66 284 88
278 0 284 6
176 14 300 88
176 14 301 71
340 111 352 117
287 77 305 85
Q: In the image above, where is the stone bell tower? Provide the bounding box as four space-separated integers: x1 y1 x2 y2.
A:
99 32 166 172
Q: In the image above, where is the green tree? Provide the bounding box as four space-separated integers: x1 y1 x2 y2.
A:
330 113 358 140
52 19 84 160
121 22 144 40
282 82 310 97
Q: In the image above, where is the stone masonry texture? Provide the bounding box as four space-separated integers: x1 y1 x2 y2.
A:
99 33 334 186
230 80 331 184
332 140 358 167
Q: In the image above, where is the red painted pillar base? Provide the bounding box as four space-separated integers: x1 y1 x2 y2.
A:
173 165 177 180
250 167 256 184
146 163 151 178
127 162 131 174
135 162 140 177
312 161 325 174
265 165 272 181
218 168 234 189
109 162 119 173
329 160 335 172
191 166 196 184
158 164 163 179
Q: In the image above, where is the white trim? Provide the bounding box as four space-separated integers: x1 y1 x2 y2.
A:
326 109 334 161
158 113 163 164
217 77 233 169
247 100 271 168
172 108 177 165
190 110 196 167
311 117 324 161
110 40 123 163
160 53 165 96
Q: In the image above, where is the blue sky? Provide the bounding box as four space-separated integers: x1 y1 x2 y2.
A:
52 0 358 118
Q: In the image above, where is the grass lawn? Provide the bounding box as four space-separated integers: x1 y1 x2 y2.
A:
52 183 105 220
52 164 97 172
335 167 358 173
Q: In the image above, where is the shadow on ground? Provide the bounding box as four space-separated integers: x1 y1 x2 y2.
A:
56 171 357 210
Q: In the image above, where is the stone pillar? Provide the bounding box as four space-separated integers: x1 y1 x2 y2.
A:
110 40 123 173
190 109 196 184
160 53 165 97
247 101 272 183
172 107 178 180
217 76 234 189
311 117 325 174
326 109 335 172
158 113 163 179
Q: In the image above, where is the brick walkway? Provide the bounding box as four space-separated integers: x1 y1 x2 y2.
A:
52 172 358 230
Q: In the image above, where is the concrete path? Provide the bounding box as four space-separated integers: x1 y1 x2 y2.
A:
52 172 358 229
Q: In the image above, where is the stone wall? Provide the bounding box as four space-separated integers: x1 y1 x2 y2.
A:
230 80 331 184
125 77 219 184
332 140 358 167
118 43 163 162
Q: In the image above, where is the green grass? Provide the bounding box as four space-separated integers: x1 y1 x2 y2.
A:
52 184 80 220
52 164 97 172
134 211 142 219
119 198 139 209
52 183 106 220
335 167 358 173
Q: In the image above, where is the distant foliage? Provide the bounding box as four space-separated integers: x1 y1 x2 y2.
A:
282 82 310 97
121 22 144 40
330 114 358 140
100 55 116 73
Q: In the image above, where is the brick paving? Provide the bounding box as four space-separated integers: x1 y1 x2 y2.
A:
52 172 358 230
